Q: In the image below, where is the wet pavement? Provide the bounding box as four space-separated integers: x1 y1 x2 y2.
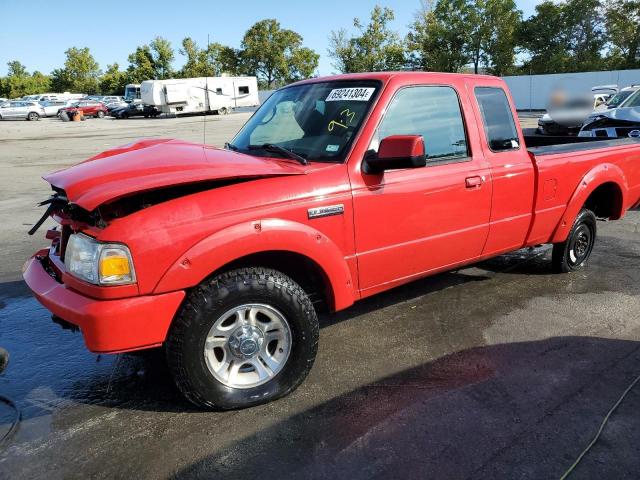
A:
1 211 639 479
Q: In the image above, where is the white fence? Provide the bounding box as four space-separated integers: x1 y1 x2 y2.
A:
503 69 640 110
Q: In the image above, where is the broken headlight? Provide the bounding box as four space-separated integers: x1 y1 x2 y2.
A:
64 233 136 285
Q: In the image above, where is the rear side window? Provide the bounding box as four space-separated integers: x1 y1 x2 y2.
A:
373 86 469 162
475 87 519 151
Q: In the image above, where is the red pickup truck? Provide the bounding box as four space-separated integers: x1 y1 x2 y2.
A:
24 72 640 409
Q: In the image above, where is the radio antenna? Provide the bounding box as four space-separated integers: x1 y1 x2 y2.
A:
203 34 209 144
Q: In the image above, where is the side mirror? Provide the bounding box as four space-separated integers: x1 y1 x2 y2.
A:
363 135 426 174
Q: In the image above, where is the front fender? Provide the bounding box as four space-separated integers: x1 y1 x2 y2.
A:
153 219 356 311
551 163 628 243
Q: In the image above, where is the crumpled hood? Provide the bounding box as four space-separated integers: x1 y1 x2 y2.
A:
595 106 640 123
44 138 306 211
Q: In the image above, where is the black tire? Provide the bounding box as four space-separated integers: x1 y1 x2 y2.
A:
166 267 319 410
96 110 105 118
552 208 597 273
27 112 39 121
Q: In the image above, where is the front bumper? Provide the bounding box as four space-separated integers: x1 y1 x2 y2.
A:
23 250 185 353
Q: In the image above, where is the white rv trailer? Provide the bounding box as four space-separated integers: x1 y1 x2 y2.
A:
140 76 259 115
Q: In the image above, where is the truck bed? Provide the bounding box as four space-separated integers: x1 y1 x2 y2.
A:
524 135 640 156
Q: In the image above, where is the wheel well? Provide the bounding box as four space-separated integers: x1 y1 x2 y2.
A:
584 182 623 220
213 251 334 313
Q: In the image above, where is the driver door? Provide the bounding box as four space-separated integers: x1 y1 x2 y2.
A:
350 84 492 295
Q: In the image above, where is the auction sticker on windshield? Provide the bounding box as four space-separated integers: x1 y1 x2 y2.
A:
326 87 375 102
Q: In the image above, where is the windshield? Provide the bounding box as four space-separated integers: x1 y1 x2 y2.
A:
621 89 640 108
606 90 634 108
230 80 380 162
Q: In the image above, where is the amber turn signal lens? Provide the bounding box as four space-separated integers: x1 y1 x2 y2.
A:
100 254 131 277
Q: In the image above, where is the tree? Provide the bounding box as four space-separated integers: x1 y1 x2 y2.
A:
328 6 406 73
0 62 51 98
240 19 319 87
519 0 607 73
178 38 241 78
127 45 155 82
100 63 128 95
407 0 472 72
7 60 27 78
475 0 521 75
605 0 640 68
150 36 175 79
565 0 607 71
517 1 570 73
50 47 100 94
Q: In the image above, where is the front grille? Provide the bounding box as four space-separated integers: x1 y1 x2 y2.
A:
38 255 62 283
616 127 639 138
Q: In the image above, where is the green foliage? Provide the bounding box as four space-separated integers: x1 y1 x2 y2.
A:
605 0 640 69
7 60 27 78
240 19 319 87
518 0 608 73
179 38 241 77
408 0 520 75
329 6 406 73
127 45 156 82
0 62 52 98
517 1 570 73
407 0 473 72
150 36 175 79
100 63 128 95
51 47 101 94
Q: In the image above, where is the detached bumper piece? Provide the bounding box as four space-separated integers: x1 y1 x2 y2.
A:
23 253 185 353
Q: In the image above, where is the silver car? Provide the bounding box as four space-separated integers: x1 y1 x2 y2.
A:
39 99 75 117
0 101 46 120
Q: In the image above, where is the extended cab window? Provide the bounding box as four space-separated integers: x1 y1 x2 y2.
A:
475 87 519 151
372 86 469 162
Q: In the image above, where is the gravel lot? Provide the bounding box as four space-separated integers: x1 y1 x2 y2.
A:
1 112 639 479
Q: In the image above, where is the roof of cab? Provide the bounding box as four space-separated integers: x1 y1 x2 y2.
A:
290 71 502 87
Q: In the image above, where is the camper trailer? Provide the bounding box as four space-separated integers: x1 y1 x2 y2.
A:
140 76 259 115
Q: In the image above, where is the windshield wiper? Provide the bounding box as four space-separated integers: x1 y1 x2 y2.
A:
224 142 239 151
247 144 308 166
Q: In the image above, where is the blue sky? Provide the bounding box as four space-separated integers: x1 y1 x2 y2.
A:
0 0 542 77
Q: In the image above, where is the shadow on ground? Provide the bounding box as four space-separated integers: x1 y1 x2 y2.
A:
174 336 640 480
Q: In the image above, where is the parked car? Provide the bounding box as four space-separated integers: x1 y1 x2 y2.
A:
596 85 639 111
101 95 123 104
23 72 640 409
0 101 45 120
579 88 640 138
39 99 75 117
111 103 160 119
59 101 108 118
537 96 599 135
105 101 129 114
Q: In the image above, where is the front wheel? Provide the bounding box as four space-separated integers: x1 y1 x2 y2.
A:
552 208 597 273
165 267 319 409
96 110 105 118
27 112 39 121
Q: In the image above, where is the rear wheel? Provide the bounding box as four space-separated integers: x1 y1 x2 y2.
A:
96 110 105 118
27 112 39 121
552 208 597 273
165 267 319 409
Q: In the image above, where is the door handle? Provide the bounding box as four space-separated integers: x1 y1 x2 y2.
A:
465 176 483 188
